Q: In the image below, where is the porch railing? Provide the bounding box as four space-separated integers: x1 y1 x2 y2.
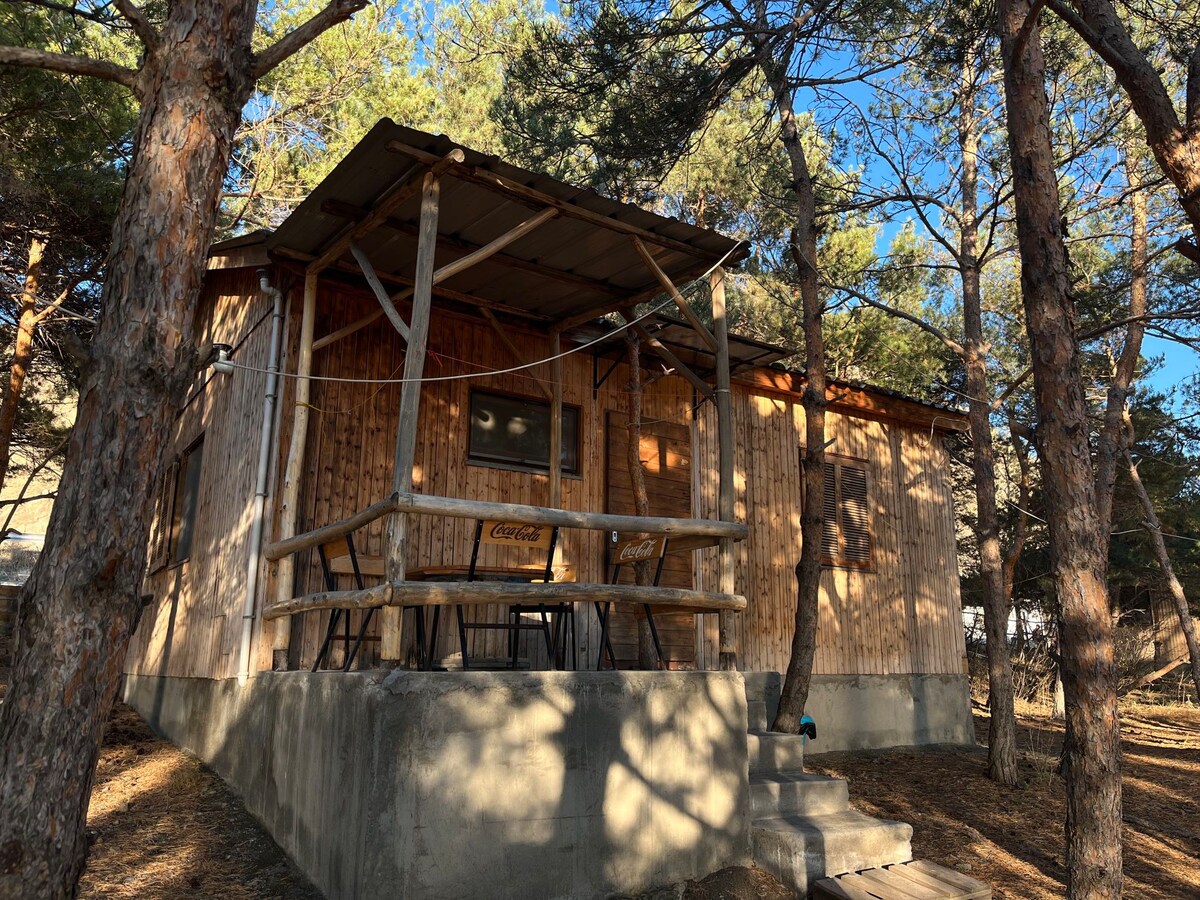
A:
261 491 748 622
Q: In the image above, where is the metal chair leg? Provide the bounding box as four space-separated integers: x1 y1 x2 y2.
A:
343 607 374 672
313 608 343 672
456 604 471 671
643 604 666 670
595 601 618 670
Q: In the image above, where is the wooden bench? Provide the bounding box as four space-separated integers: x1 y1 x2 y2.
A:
814 860 991 900
598 533 722 669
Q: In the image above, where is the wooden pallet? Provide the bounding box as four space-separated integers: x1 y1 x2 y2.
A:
814 860 991 900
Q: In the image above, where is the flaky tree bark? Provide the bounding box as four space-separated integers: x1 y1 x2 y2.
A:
1047 0 1200 263
1094 151 1147 544
0 235 46 493
958 56 1020 786
1123 416 1200 701
0 3 365 896
622 320 657 669
768 75 826 734
999 1 1124 896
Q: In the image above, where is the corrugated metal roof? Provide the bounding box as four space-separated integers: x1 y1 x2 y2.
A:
579 314 793 376
266 120 750 323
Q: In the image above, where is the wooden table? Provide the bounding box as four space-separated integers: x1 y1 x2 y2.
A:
406 564 578 670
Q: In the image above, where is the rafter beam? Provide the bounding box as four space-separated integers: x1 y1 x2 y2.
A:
320 199 625 298
631 321 715 400
349 240 409 342
308 150 463 273
630 236 718 351
305 207 558 351
385 139 721 262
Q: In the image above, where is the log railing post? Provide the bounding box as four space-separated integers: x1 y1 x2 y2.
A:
549 331 563 509
380 172 440 666
270 269 318 669
712 267 738 671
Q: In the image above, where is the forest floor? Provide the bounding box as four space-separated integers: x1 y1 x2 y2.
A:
808 699 1200 900
80 703 321 899
80 699 1198 899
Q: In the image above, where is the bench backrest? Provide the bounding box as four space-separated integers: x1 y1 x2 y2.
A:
611 534 668 564
478 520 555 550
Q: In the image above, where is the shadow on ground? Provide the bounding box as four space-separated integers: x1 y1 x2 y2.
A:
81 703 321 900
806 703 1200 900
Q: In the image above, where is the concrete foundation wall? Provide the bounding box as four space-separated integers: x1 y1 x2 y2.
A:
123 671 751 900
746 672 975 753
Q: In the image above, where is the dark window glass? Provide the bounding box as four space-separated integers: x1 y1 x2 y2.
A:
468 391 579 474
169 439 204 564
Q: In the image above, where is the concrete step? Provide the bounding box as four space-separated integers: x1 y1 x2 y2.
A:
752 810 913 897
747 731 807 775
742 671 781 699
748 698 769 731
750 772 849 817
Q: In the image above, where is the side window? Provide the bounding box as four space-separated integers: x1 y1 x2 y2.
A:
168 438 205 565
468 390 580 474
819 457 873 568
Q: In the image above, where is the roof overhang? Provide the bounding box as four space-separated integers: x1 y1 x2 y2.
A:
262 120 750 325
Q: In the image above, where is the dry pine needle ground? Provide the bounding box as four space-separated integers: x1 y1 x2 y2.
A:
79 700 1199 899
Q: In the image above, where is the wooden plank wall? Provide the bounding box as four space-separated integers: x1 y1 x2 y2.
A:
125 271 967 680
125 268 276 680
606 410 697 668
281 283 698 671
694 387 967 676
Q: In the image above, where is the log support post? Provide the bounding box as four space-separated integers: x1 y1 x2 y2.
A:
271 268 318 669
549 331 563 509
381 172 440 666
712 267 738 671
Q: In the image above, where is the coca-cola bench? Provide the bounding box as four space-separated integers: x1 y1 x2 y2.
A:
597 533 721 670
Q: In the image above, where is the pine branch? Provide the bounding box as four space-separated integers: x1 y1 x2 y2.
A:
0 44 138 90
113 0 160 50
251 0 369 79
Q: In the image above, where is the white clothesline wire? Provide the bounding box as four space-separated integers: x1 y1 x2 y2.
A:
220 243 742 386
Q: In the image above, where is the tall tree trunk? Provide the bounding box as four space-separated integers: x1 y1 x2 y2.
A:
770 78 827 734
998 2 1124 896
1055 0 1200 259
1123 420 1200 701
1094 150 1147 543
622 321 656 669
0 6 259 896
1001 422 1033 610
959 56 1020 786
0 235 47 494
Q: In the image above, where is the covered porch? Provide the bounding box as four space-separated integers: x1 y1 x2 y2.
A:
256 120 770 673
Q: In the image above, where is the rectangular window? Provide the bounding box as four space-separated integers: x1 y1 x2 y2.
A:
819 457 872 568
468 390 579 474
169 438 204 564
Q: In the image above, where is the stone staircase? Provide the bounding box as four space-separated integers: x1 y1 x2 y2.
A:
745 673 913 896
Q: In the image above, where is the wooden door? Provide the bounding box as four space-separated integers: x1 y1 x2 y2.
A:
605 411 696 668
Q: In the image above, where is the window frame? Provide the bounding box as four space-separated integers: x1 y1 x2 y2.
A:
167 436 205 567
466 388 582 477
801 451 875 571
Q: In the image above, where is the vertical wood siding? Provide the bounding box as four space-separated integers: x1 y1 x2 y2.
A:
125 268 274 680
125 275 966 679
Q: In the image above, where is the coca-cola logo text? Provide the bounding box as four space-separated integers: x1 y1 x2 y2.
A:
616 538 663 562
489 522 546 543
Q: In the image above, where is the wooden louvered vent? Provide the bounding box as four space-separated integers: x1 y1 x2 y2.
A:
819 457 873 568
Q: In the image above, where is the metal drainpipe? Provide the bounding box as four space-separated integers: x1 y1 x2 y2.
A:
238 269 285 684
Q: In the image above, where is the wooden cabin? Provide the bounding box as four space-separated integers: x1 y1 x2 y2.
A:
124 121 973 751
